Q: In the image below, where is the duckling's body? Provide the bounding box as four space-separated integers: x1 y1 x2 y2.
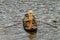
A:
23 10 37 34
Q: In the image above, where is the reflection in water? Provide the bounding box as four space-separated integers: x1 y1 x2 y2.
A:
28 33 37 40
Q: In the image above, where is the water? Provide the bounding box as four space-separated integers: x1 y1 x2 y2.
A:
0 0 60 40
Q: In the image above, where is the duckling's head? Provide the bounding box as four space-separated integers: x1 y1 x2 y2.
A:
28 10 34 16
28 10 34 20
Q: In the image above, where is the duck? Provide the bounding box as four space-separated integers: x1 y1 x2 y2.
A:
23 10 37 34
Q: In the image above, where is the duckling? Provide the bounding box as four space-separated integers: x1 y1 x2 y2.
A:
23 10 37 34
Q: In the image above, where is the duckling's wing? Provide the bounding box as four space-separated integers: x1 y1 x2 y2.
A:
23 17 29 28
32 16 37 27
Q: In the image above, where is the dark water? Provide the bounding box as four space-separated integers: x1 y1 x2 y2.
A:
0 0 60 40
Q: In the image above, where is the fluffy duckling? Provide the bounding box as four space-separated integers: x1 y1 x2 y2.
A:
23 10 37 34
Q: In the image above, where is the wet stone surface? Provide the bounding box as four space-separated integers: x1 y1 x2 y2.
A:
0 0 60 40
